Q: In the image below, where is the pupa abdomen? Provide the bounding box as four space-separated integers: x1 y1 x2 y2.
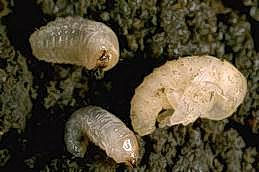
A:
131 56 247 136
29 16 119 71
64 106 139 166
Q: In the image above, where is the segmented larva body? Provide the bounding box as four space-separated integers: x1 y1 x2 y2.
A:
29 16 119 71
65 106 139 166
131 55 247 136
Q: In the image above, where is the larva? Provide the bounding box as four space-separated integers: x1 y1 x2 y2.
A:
64 106 139 167
131 55 247 136
29 16 119 71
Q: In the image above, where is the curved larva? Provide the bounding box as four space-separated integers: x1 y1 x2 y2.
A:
131 55 247 136
64 106 139 167
29 16 119 71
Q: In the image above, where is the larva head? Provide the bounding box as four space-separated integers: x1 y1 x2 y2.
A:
85 24 119 71
112 134 139 167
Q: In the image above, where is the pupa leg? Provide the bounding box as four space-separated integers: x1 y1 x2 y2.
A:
167 81 223 126
157 88 184 127
201 92 233 120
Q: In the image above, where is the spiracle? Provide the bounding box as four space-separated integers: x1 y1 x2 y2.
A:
130 55 247 136
29 16 119 71
64 106 139 167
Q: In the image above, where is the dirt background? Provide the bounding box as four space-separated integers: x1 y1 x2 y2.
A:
0 0 258 171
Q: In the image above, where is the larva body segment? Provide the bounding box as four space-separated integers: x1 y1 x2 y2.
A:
131 56 247 136
29 16 119 71
64 106 139 166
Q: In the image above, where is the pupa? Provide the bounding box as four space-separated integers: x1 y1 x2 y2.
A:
64 106 139 167
130 55 247 136
29 16 119 71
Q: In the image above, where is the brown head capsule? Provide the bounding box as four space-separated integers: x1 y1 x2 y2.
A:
29 16 119 71
130 55 247 136
64 106 139 167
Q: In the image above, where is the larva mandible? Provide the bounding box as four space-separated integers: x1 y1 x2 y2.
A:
29 16 119 71
64 106 139 167
131 55 247 136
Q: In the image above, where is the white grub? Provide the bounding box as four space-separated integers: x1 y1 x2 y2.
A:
64 106 139 167
29 16 119 71
130 55 247 136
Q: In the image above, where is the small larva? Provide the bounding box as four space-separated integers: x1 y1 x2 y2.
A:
131 55 247 136
64 106 139 167
29 16 119 71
